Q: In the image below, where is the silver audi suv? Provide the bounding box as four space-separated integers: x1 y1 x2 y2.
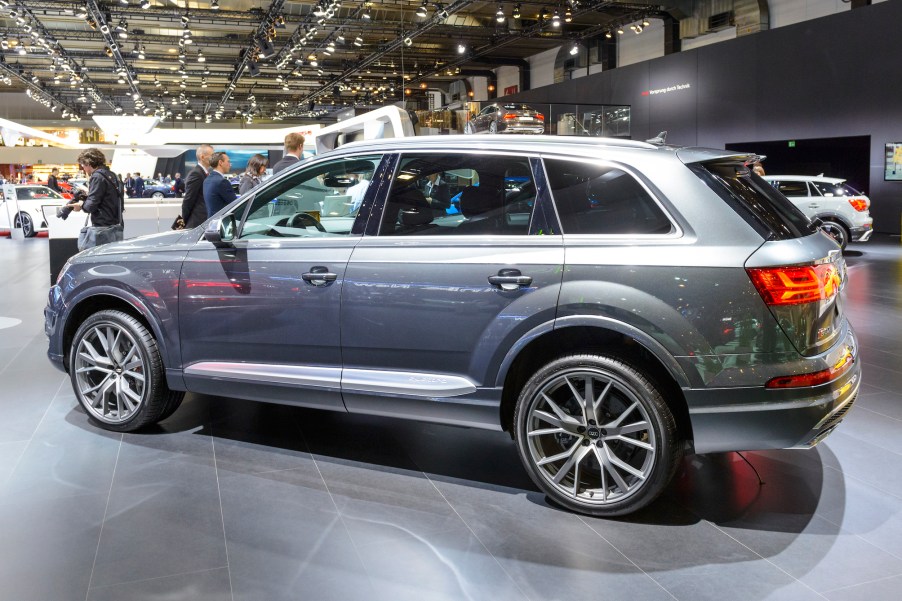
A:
45 135 860 517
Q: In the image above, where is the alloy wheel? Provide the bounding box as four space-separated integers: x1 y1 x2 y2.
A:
73 322 147 423
14 212 34 237
524 368 657 506
820 221 848 249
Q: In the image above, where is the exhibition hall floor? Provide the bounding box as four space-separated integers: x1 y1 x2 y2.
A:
1 235 902 601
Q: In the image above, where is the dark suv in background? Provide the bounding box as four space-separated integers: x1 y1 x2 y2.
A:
45 135 859 517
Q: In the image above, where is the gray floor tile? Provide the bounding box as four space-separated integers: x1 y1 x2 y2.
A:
87 567 232 601
824 574 902 601
855 388 902 421
654 561 825 601
0 440 27 486
0 492 107 601
838 406 902 455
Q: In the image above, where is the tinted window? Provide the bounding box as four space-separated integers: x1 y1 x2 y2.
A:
693 163 817 240
775 181 811 197
379 153 535 236
544 159 673 235
238 155 381 239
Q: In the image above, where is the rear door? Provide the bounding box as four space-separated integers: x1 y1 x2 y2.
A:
340 151 563 427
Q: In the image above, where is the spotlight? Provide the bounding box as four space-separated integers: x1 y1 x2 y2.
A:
496 4 505 23
210 0 219 9
362 6 371 19
512 3 520 18
180 13 190 26
140 0 150 8
197 48 205 62
552 10 560 27
416 0 428 18
569 44 578 55
457 43 465 54
617 27 624 35
75 6 88 19
138 45 146 59
605 31 611 38
119 0 128 4
354 36 363 47
635 25 643 34
403 36 412 46
642 18 650 27
565 8 572 22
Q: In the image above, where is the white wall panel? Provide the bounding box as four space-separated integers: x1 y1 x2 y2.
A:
528 47 558 89
495 66 520 95
681 26 738 51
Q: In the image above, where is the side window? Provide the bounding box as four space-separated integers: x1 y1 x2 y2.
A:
238 155 381 239
378 153 536 236
776 181 810 197
544 159 673 235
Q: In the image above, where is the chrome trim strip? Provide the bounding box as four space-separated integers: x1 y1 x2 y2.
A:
341 369 477 397
184 362 342 389
182 362 477 397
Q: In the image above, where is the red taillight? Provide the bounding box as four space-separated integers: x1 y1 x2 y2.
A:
847 197 869 212
503 113 518 120
536 113 545 121
766 347 855 388
747 263 841 306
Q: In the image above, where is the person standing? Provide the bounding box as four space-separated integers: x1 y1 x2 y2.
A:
203 152 237 216
47 168 61 192
174 172 185 196
182 144 213 228
70 148 124 249
124 173 134 197
133 172 145 198
271 132 305 174
238 153 268 195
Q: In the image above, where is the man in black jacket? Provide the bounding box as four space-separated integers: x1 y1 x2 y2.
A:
47 168 61 192
70 148 124 249
182 144 214 229
271 132 305 174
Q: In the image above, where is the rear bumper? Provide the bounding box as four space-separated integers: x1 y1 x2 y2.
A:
685 329 860 454
850 222 873 242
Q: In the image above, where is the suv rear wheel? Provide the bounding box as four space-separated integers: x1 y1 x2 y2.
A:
514 355 681 516
819 219 849 250
70 310 184 431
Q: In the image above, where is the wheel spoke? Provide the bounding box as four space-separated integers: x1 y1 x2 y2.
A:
80 340 111 366
611 435 654 451
542 393 584 428
616 421 650 436
536 440 580 467
553 443 591 485
533 409 580 434
76 365 112 375
598 446 630 492
527 426 566 437
593 380 613 423
122 368 145 383
121 382 142 406
606 401 639 428
82 374 112 395
92 377 116 411
592 445 608 501
604 444 647 481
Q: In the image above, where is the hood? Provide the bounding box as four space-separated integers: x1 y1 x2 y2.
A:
78 228 200 259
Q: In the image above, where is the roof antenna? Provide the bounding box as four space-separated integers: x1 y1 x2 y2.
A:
646 131 667 145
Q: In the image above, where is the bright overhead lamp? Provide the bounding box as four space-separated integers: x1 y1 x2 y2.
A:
362 6 371 20
403 36 412 46
416 0 428 18
181 13 190 26
353 36 363 47
565 8 572 22
138 45 146 59
552 10 561 27
569 43 578 55
140 0 151 8
604 31 612 38
457 43 465 54
210 0 219 10
512 3 521 19
197 48 205 62
642 18 650 27
496 5 505 23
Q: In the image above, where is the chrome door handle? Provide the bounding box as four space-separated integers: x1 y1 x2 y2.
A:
302 266 338 286
488 269 532 291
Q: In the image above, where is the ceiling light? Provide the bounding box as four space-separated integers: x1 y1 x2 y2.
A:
642 18 650 27
403 36 412 46
565 8 572 22
201 78 208 88
119 0 128 4
605 30 611 38
210 0 219 10
197 48 205 62
569 44 578 55
635 25 643 33
181 13 190 26
138 45 146 59
552 10 561 27
362 6 371 19
416 0 428 18
496 5 505 23
140 0 151 8
457 43 465 54
354 36 363 47
75 6 88 19
512 3 521 19
617 27 624 35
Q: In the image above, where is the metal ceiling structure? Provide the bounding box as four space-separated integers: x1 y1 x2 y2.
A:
0 0 666 123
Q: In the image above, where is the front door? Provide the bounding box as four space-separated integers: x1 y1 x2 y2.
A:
179 154 383 410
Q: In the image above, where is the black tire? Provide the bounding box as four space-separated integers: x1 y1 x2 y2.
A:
69 309 184 432
158 390 185 422
15 212 35 237
819 219 849 250
513 354 681 517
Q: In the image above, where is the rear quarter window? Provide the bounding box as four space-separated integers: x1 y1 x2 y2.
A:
543 158 674 235
692 163 817 240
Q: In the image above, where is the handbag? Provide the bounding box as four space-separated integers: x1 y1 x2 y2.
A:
77 221 95 251
171 214 186 230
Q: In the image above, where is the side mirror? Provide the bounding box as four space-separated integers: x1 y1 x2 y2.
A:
203 215 236 247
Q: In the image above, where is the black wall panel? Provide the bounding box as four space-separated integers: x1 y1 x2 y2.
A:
502 2 902 233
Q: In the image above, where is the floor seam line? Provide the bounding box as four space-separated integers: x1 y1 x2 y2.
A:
210 429 235 601
577 515 679 600
84 433 124 601
819 571 902 594
1 377 67 489
704 520 830 600
87 565 230 592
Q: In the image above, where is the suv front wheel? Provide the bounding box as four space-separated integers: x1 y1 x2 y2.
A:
514 355 681 516
70 310 184 431
819 219 849 250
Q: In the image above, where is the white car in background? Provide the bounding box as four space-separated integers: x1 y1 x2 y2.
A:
0 185 70 237
762 175 873 249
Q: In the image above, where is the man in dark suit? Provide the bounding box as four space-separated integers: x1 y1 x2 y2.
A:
182 144 213 228
174 172 185 196
133 172 145 198
203 151 237 216
271 132 305 174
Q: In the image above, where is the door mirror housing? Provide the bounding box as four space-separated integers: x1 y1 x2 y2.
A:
203 215 236 247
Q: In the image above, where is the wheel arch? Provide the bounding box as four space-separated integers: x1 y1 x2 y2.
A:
62 290 170 371
498 320 694 450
